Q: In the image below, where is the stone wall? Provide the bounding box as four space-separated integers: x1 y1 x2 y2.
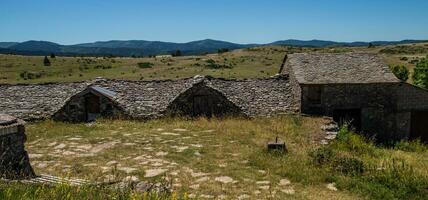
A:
298 83 428 142
0 115 35 179
299 83 400 141
165 82 244 117
53 89 125 122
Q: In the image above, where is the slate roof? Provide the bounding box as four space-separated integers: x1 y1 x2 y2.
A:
284 53 400 84
0 76 298 120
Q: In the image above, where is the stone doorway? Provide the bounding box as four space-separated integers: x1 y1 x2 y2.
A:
166 84 243 118
410 111 428 142
333 109 362 132
85 94 101 122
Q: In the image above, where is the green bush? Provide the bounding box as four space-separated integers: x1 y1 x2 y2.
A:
391 65 409 81
332 156 365 176
395 140 428 152
137 62 154 69
19 71 42 80
204 59 232 69
413 55 428 88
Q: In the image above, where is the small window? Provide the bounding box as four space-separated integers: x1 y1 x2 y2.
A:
308 86 322 104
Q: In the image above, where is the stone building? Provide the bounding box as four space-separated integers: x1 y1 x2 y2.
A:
0 75 297 121
1 52 427 142
0 114 35 179
283 53 428 142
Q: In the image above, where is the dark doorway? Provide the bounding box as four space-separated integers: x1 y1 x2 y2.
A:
333 109 362 132
166 84 243 118
192 95 213 117
85 94 100 121
410 111 428 142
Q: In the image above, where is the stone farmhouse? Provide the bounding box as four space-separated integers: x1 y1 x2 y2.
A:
0 52 427 142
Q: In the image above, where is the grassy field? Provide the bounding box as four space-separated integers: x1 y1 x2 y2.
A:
1 116 427 199
1 43 427 84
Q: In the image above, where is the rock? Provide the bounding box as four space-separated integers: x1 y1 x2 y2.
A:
161 132 180 136
155 151 168 156
173 128 187 132
256 181 270 185
118 167 137 174
326 183 338 191
189 184 200 189
279 178 291 186
281 188 295 195
215 176 234 184
238 194 250 199
54 143 66 149
106 161 119 166
195 176 210 183
144 169 167 177
123 176 139 182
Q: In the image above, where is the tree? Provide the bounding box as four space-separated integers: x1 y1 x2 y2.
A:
412 56 428 89
391 65 409 82
218 48 229 54
368 43 375 48
43 56 51 66
50 53 56 58
172 50 182 57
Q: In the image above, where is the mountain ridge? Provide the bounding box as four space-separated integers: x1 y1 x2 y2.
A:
1 39 426 57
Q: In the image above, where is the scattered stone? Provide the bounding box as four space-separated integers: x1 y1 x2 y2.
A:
144 169 167 177
281 188 295 195
279 178 291 186
118 167 137 174
106 161 119 166
218 194 227 199
62 151 76 156
173 128 187 132
327 183 338 191
155 128 164 131
256 181 270 185
161 132 180 136
123 176 139 182
189 184 200 189
54 143 66 149
83 163 97 167
238 194 250 200
47 141 58 147
155 151 168 156
67 137 82 141
259 185 270 190
29 154 44 159
195 176 210 183
215 176 234 184
200 194 214 199
254 190 261 195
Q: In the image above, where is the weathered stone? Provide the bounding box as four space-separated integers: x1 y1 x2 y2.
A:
0 115 35 179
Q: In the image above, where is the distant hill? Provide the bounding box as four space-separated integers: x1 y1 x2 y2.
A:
270 39 427 47
0 39 426 57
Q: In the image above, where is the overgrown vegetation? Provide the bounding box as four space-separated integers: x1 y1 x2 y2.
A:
413 55 428 88
311 125 428 200
391 65 409 81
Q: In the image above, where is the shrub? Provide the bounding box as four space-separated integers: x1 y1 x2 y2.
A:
137 62 154 69
204 59 232 69
395 140 428 152
413 56 428 88
19 71 42 80
310 147 335 166
43 56 51 66
391 65 409 81
332 156 365 175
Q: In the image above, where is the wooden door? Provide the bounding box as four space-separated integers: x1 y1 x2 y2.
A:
85 94 100 121
192 95 213 117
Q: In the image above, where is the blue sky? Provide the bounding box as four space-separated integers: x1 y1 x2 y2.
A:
1 0 427 44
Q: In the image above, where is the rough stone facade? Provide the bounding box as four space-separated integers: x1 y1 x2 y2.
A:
0 75 298 121
53 86 126 122
0 114 35 179
283 53 428 142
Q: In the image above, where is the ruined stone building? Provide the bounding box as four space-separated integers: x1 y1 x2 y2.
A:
283 53 428 142
0 52 427 142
